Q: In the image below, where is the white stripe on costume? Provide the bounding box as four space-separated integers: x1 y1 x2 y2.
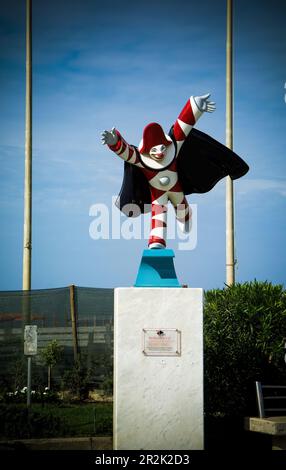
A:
176 204 190 219
190 96 203 121
152 212 167 222
120 145 129 161
148 170 178 191
152 194 169 206
149 227 167 239
128 150 137 164
177 118 193 137
168 191 185 205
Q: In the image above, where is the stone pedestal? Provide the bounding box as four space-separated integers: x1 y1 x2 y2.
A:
113 287 204 450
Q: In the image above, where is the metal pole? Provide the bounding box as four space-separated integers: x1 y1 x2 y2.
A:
69 285 79 362
27 356 32 407
255 381 265 418
226 0 235 286
23 0 32 291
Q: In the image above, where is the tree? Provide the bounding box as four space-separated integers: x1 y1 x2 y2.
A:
40 340 63 390
62 355 93 400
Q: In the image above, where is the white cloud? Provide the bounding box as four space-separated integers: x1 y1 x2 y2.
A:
236 178 286 197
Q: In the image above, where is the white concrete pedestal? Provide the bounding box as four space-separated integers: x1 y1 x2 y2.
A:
114 288 204 450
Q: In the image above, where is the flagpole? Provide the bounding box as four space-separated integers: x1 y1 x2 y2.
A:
23 0 32 293
226 0 235 286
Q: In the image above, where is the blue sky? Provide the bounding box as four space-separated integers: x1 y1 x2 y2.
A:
0 0 285 291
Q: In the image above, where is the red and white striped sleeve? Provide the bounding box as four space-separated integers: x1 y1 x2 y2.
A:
108 130 143 167
173 96 203 152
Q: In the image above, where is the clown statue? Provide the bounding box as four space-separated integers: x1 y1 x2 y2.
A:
101 93 248 249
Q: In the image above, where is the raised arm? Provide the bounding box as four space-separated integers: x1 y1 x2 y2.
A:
101 127 143 167
173 93 216 152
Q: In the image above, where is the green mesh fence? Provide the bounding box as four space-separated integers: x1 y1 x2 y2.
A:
0 287 113 393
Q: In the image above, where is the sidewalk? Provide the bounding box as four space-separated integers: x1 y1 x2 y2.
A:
0 436 112 451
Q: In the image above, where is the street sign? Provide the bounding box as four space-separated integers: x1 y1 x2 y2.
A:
24 325 37 356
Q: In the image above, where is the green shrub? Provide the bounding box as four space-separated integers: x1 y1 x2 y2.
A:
204 280 286 417
101 374 113 396
62 356 93 400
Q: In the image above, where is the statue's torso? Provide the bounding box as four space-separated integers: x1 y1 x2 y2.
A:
140 159 184 199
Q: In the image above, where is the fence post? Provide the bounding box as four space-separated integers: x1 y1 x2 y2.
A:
69 285 79 362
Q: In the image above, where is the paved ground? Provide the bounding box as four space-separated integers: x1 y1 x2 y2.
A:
0 436 113 451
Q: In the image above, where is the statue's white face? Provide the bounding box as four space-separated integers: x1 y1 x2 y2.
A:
149 144 167 161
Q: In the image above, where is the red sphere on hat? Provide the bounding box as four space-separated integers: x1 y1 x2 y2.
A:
140 122 172 154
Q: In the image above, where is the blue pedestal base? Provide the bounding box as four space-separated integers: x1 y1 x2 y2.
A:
134 249 181 287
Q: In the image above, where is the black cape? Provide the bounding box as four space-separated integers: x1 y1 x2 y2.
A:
116 127 249 217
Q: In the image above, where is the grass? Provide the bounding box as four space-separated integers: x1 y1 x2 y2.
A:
56 402 113 436
0 402 113 439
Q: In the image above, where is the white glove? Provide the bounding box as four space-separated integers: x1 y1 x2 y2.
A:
101 127 118 145
194 93 216 113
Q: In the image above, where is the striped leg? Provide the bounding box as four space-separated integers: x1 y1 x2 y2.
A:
148 194 168 249
169 192 191 233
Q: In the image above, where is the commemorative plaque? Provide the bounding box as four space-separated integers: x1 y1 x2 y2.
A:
142 328 181 356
